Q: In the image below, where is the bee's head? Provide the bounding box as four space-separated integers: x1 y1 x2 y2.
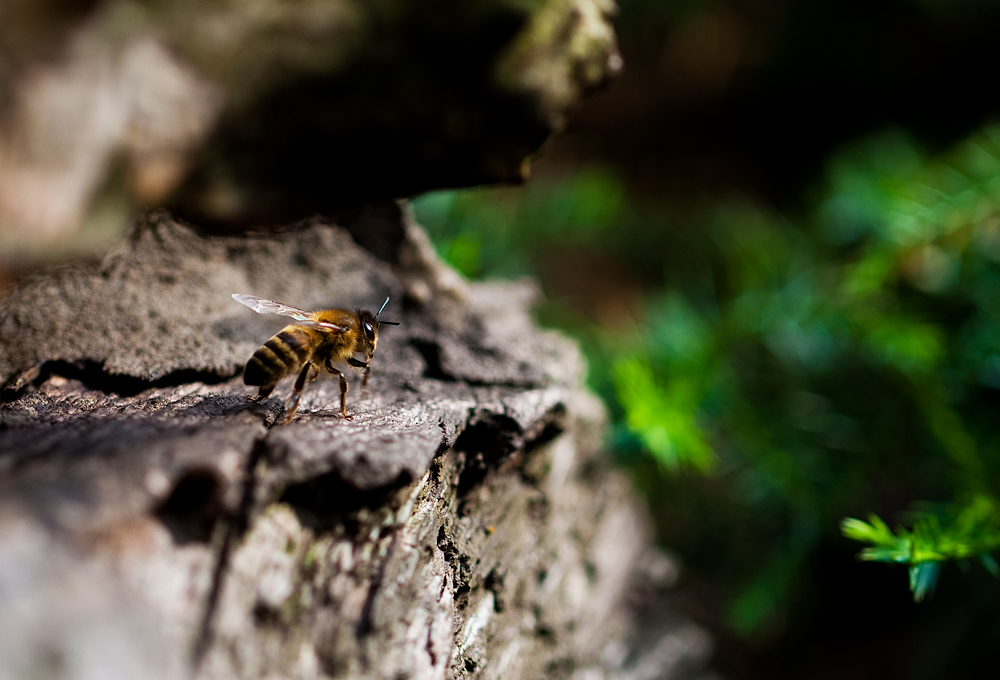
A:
356 309 380 358
358 297 399 361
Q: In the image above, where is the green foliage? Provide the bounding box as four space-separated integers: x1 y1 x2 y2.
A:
842 496 1000 601
412 122 1000 630
410 167 628 279
613 353 716 471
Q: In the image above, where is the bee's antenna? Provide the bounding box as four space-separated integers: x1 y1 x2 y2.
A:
375 296 401 326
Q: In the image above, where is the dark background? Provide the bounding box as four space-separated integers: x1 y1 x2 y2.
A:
560 0 1000 203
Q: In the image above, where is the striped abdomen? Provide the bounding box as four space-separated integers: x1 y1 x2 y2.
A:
244 326 314 386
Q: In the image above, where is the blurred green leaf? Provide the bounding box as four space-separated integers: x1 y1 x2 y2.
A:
612 356 716 471
841 515 897 548
909 562 941 602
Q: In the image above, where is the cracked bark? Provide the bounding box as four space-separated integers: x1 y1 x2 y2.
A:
0 207 715 680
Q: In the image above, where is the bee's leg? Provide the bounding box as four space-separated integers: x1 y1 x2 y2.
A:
340 370 351 419
346 355 371 392
322 366 350 419
325 358 352 419
281 363 315 424
257 384 276 400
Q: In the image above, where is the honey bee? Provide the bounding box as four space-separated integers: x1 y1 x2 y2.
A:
232 294 399 423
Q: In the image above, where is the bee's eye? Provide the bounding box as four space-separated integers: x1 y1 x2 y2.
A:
364 322 375 339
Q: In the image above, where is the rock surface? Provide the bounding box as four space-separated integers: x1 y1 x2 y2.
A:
0 209 715 679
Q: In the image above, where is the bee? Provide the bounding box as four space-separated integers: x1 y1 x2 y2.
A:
232 294 399 423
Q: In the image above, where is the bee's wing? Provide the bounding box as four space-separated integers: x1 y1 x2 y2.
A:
233 294 314 319
296 319 350 333
232 294 347 333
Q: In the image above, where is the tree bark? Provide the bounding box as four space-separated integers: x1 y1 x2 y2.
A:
0 207 714 680
0 0 621 256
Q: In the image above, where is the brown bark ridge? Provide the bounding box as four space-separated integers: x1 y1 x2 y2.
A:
0 207 715 680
